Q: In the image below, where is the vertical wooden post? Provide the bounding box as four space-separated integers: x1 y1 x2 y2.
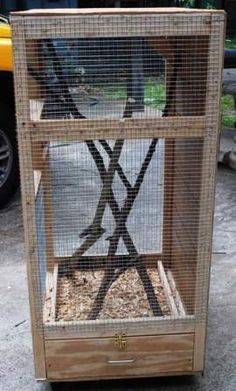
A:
162 49 176 269
193 13 226 371
42 151 55 273
11 20 46 379
162 138 175 269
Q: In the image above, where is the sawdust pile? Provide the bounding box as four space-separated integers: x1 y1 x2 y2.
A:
56 268 171 321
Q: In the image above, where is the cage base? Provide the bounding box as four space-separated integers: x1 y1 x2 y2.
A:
43 260 188 326
44 333 195 381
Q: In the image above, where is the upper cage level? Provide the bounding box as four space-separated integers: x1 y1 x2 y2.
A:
11 8 224 131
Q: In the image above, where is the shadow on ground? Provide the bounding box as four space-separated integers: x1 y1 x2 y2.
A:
51 375 200 391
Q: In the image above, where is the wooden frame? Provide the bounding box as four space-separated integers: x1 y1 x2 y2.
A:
11 7 225 382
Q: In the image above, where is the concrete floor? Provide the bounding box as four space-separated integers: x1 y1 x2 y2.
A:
0 165 235 391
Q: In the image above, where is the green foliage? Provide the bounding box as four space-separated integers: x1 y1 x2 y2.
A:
221 95 236 128
98 78 235 128
225 37 236 49
176 0 217 8
100 84 127 100
97 78 165 110
144 79 165 110
177 0 195 7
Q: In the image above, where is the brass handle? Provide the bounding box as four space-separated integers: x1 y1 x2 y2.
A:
107 358 136 365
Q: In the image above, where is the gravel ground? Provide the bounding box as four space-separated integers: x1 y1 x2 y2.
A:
0 165 235 391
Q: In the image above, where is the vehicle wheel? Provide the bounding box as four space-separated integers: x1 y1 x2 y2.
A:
0 104 19 208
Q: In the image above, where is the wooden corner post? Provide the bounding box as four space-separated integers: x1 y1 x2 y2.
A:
11 18 46 379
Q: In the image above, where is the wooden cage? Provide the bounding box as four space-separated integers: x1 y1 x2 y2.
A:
11 8 225 383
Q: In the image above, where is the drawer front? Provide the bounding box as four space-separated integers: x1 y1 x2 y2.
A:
45 334 194 381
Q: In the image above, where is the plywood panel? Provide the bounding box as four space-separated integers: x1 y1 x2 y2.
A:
162 36 208 313
45 334 194 380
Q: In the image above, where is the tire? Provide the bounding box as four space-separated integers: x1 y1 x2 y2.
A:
0 103 19 209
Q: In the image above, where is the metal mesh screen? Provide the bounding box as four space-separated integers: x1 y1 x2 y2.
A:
11 9 225 336
50 139 164 258
27 34 210 122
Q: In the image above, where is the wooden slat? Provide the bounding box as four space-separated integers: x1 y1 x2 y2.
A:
11 8 225 16
31 141 48 170
33 170 41 197
45 334 194 381
162 139 175 268
23 24 211 40
51 264 58 320
44 270 54 323
42 152 54 273
193 324 206 372
32 116 206 130
55 253 162 269
158 261 178 317
29 117 205 142
161 52 176 270
10 10 216 40
17 14 212 40
44 319 195 340
43 264 58 323
167 270 186 317
30 99 44 121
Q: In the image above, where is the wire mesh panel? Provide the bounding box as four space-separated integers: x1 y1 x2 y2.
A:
26 35 209 121
50 139 164 258
11 8 225 343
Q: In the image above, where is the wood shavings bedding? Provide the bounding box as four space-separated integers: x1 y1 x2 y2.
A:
56 267 171 321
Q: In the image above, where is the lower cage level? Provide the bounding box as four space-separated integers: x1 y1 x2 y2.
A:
41 260 203 381
31 137 208 381
44 260 188 324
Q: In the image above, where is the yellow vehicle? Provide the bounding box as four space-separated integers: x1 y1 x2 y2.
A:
0 15 18 208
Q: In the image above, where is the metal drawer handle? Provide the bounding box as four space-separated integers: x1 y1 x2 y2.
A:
107 358 136 365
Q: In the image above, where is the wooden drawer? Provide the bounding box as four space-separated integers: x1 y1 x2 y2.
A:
45 334 194 381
